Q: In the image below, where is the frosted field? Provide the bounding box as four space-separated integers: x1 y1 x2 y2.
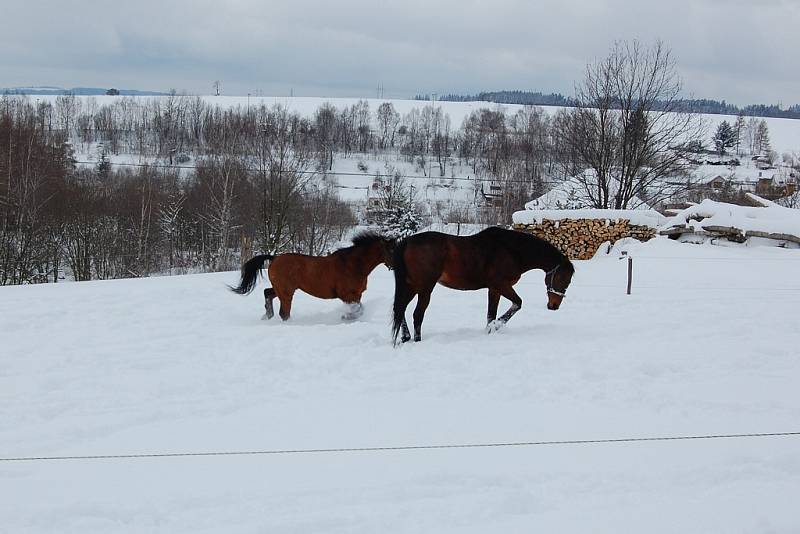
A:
1 237 799 533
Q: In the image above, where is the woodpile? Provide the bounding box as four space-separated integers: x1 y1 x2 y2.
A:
512 218 657 260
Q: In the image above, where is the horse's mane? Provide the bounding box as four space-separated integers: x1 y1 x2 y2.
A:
334 230 389 253
519 229 574 272
487 226 574 273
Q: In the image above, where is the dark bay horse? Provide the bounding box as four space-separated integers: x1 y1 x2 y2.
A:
231 231 395 321
391 226 575 344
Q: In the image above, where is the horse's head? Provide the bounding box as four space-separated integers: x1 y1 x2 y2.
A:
350 230 397 270
545 262 574 310
379 236 399 269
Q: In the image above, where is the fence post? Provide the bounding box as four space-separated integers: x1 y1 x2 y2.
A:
627 256 633 295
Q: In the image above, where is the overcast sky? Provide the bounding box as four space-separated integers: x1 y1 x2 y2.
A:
1 0 798 105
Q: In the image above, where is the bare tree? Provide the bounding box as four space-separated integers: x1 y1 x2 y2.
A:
314 103 337 171
249 105 317 254
376 102 400 150
290 184 356 255
556 40 704 209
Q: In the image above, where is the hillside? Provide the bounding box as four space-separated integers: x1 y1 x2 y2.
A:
1 237 799 533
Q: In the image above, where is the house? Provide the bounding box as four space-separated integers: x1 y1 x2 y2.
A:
705 175 729 190
479 182 504 207
755 170 797 199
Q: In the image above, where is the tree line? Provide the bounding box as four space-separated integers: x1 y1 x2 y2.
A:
5 40 767 285
1 89 601 284
425 91 800 120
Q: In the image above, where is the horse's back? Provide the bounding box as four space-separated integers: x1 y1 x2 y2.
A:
268 253 338 298
400 231 489 290
401 228 526 290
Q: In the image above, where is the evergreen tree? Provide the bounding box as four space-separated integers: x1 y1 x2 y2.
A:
374 165 421 239
712 120 735 156
380 205 421 239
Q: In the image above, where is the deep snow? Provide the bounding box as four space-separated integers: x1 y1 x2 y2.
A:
1 237 799 533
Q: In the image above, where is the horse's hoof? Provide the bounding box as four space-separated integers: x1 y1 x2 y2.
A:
342 304 363 322
486 320 505 334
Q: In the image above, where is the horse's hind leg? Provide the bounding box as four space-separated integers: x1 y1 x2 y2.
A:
412 286 434 342
263 288 276 320
276 288 295 321
393 288 416 344
400 318 411 343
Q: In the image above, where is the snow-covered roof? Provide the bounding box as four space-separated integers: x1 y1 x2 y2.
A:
523 173 653 211
693 163 783 184
661 194 800 240
513 173 664 226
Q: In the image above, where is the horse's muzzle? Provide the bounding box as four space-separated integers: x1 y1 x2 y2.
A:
546 293 564 310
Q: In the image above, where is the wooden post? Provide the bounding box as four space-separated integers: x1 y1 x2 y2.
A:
626 256 633 295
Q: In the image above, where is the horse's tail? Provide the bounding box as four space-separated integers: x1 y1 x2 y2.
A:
391 240 410 345
229 254 274 295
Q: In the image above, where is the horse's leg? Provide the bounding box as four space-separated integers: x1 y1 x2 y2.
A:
493 285 522 329
262 287 276 320
276 288 295 321
394 287 416 344
341 301 363 321
485 288 502 333
412 286 434 342
400 318 411 343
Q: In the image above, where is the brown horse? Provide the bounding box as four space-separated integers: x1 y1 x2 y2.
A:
231 231 395 321
391 226 574 344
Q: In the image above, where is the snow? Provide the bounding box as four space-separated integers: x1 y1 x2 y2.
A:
520 173 656 212
662 196 800 239
513 208 666 227
1 238 799 532
513 172 667 226
27 94 800 154
691 161 791 186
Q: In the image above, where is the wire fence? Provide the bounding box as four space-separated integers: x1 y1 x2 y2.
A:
3 431 799 463
73 159 565 187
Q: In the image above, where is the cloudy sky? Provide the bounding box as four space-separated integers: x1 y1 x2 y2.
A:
1 0 797 105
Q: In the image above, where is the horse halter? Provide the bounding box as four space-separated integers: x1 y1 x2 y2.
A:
545 264 567 298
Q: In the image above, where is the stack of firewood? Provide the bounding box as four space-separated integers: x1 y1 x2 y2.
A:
512 219 656 259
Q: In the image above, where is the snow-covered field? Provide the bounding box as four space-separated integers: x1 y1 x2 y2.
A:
2 236 799 532
32 94 800 155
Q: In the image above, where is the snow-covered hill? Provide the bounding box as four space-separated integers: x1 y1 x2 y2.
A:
30 94 800 154
1 237 799 533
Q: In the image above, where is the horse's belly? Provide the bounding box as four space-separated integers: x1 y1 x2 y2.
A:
299 285 338 299
438 272 483 291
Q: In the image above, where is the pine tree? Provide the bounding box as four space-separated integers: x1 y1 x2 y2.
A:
374 164 421 239
380 205 421 239
712 121 735 156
